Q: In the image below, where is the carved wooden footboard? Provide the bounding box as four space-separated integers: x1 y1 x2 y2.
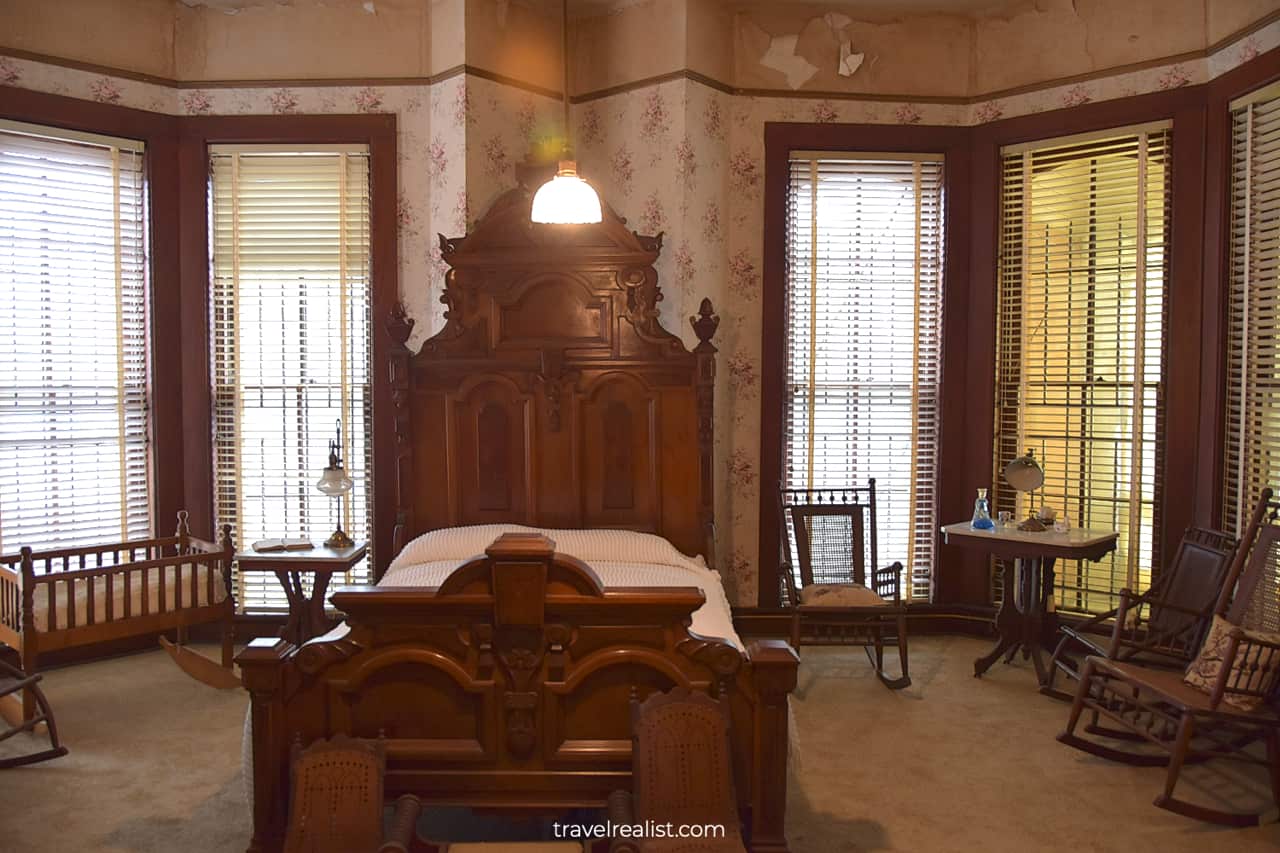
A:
239 533 798 853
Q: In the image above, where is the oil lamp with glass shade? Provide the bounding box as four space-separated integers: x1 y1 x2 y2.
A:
316 420 355 549
1004 448 1047 532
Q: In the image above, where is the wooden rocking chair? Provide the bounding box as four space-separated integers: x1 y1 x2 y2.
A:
1041 524 1239 700
0 648 67 769
1057 490 1280 826
609 688 746 853
779 481 910 688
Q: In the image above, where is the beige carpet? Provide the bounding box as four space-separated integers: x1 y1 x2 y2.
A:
2 636 1279 852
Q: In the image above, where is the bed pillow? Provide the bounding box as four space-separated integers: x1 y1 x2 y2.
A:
391 525 707 575
389 524 537 571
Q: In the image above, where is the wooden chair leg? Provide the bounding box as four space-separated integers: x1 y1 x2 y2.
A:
1059 658 1092 740
20 646 36 723
1154 713 1195 807
896 614 909 685
1268 729 1280 815
790 612 801 650
176 624 190 645
221 621 235 670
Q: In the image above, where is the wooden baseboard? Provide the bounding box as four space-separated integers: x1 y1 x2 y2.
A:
733 603 998 640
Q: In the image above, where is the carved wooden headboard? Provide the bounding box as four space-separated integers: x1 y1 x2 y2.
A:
379 187 719 579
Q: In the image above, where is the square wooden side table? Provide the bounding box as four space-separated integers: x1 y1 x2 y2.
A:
236 541 367 646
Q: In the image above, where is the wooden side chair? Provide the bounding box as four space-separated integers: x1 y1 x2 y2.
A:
1042 525 1239 699
1057 490 1280 826
284 735 427 853
0 647 68 769
609 687 746 853
778 481 910 689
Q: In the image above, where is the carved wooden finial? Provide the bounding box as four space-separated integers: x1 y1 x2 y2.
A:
690 298 720 352
386 302 415 347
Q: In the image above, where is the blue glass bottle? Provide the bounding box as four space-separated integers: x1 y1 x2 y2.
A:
971 488 995 530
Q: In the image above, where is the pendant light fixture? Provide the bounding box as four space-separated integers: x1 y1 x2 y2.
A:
531 0 602 224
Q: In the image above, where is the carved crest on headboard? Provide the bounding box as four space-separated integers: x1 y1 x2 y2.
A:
379 186 718 574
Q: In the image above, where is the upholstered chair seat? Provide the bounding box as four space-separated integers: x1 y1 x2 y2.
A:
798 583 889 607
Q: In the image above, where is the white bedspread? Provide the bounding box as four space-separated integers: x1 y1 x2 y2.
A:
383 524 741 649
29 563 228 632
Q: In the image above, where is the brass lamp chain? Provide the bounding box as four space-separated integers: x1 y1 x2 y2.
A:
561 0 570 160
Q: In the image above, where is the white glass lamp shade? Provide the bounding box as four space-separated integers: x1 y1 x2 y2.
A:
316 466 354 497
531 162 602 224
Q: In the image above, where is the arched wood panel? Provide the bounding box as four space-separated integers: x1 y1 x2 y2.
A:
448 378 534 526
579 373 659 530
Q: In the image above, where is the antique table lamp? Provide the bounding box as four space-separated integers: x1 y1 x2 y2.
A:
316 419 355 548
1004 448 1046 532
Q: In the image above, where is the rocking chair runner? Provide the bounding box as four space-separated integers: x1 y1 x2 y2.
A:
1042 525 1239 699
0 648 67 769
779 481 910 689
1058 489 1280 826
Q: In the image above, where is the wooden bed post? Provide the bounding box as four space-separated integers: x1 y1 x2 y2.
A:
19 546 36 722
691 298 720 568
746 639 799 853
237 637 295 853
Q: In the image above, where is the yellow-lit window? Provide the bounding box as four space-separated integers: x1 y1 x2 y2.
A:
996 124 1171 614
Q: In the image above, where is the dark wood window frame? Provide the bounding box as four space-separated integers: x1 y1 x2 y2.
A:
0 87 398 573
758 75 1256 608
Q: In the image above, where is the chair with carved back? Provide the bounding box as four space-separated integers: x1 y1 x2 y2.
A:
1057 489 1280 825
778 481 910 689
608 687 746 853
284 734 429 853
1041 525 1239 700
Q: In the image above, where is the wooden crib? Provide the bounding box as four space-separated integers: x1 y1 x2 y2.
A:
0 512 236 719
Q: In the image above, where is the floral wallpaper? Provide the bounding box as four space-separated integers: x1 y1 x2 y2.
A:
0 12 1277 604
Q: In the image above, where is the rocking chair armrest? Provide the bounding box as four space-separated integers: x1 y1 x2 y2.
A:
1106 589 1143 655
1205 628 1280 710
378 794 423 853
607 790 641 853
874 562 904 603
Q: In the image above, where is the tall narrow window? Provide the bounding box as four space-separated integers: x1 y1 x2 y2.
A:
784 153 946 601
210 145 373 610
0 121 151 551
996 124 1171 614
1224 83 1280 536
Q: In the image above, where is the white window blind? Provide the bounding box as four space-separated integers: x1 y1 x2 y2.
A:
1224 82 1280 536
996 124 1171 614
210 145 373 611
784 153 946 601
0 120 151 552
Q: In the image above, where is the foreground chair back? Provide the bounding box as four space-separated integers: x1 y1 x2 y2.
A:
1043 525 1237 697
284 735 425 853
609 688 746 853
1058 488 1280 826
778 481 910 688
